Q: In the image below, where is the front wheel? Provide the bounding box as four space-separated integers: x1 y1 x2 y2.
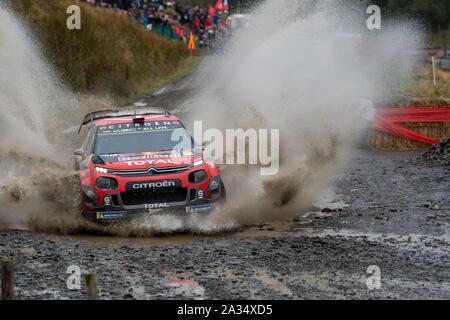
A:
218 180 226 203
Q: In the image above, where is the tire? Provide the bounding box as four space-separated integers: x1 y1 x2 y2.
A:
219 180 226 203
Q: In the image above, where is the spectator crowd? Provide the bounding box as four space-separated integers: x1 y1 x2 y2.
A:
82 0 232 51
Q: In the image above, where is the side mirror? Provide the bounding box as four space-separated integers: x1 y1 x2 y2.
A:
91 154 105 165
73 149 84 156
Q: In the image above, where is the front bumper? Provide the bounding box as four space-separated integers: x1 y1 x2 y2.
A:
82 179 224 221
83 204 214 221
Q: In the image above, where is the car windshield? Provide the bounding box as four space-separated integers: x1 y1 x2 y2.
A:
94 121 194 155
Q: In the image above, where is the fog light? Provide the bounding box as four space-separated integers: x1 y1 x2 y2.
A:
209 178 219 190
82 185 100 200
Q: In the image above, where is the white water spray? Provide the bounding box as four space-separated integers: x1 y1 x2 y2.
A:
0 1 424 234
180 0 424 226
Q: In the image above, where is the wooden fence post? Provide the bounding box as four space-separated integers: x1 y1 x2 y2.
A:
84 273 99 300
1 259 13 300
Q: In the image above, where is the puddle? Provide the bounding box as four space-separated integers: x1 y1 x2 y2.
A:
65 233 225 247
1 185 350 248
162 270 205 299
56 187 350 246
307 228 450 255
314 187 349 210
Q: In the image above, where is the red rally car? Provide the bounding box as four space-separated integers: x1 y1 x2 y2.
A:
69 107 226 221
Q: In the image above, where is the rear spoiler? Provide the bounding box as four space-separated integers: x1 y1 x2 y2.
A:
78 106 171 133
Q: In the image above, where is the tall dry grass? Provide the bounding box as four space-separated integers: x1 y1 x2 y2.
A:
8 0 192 99
398 66 450 98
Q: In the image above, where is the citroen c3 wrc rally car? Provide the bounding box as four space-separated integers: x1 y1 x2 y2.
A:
69 107 226 221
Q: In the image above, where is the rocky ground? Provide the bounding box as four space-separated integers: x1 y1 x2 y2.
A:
419 137 450 166
0 149 448 300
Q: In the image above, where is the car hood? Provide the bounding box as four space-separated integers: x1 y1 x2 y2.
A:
96 151 197 170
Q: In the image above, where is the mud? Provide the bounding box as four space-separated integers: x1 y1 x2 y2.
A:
419 137 450 166
1 149 448 299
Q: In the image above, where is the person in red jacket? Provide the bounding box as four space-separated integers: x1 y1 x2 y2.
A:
205 17 213 29
193 16 201 34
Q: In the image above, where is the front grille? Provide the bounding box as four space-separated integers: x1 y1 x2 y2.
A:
121 188 188 206
112 165 189 177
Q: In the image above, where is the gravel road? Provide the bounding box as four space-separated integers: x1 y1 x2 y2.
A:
1 149 448 300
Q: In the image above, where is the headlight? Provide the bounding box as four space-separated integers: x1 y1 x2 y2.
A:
193 160 203 167
95 167 109 174
95 177 118 190
188 170 208 184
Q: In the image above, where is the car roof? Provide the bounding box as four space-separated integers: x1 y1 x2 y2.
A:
94 114 180 126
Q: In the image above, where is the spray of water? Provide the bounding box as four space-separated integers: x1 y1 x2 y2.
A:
123 0 423 233
179 0 424 227
0 4 112 230
0 1 423 235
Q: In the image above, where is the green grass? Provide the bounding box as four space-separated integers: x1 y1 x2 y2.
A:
118 55 201 105
8 0 196 100
396 66 450 97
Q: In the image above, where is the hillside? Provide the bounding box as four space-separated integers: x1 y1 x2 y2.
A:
7 0 196 100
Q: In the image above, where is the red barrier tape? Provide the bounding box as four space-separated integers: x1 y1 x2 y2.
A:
371 107 450 144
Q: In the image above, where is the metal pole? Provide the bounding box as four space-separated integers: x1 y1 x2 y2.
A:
431 55 437 87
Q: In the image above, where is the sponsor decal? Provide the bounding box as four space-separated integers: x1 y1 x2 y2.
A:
145 203 169 209
126 159 180 166
118 151 185 162
125 179 181 191
96 212 125 219
186 205 212 213
97 121 183 135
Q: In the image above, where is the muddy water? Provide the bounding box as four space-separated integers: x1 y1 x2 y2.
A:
0 46 349 239
0 0 424 238
56 187 346 246
66 233 226 247
64 224 311 247
1 149 448 299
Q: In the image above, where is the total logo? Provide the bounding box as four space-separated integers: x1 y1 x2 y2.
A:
144 203 169 209
126 159 179 166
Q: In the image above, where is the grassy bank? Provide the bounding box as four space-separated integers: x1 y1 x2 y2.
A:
8 0 196 100
397 66 450 97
